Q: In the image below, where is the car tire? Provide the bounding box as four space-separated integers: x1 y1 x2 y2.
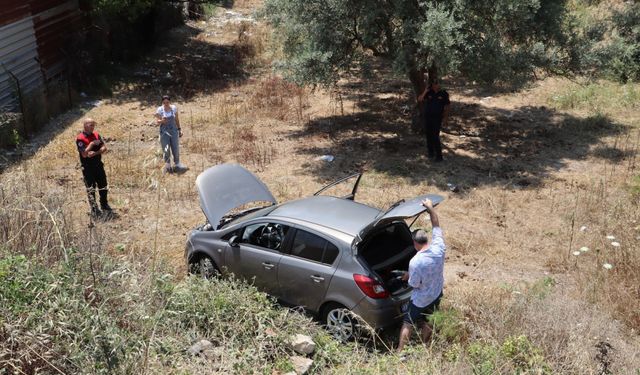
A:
322 303 358 342
189 255 220 279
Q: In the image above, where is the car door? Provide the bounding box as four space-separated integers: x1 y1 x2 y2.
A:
225 221 291 296
277 228 341 312
313 172 362 200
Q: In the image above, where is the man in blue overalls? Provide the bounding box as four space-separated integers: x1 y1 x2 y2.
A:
418 80 450 162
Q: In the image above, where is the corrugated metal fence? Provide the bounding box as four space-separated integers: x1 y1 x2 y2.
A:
0 0 80 111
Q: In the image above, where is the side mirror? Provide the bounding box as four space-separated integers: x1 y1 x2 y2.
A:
228 235 240 247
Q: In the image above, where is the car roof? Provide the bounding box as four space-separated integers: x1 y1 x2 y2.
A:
267 196 381 236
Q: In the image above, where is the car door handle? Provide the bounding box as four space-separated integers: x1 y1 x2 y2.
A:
310 275 325 283
262 262 275 270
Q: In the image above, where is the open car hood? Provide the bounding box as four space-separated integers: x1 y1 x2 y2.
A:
195 163 277 228
355 194 444 246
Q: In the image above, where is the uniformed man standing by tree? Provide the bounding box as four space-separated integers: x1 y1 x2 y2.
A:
418 80 450 162
76 118 112 217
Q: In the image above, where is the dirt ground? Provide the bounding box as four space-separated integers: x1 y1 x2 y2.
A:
1 2 639 370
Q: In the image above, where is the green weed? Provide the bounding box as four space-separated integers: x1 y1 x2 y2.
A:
429 307 467 343
630 175 640 196
549 81 640 113
466 336 551 375
529 276 556 299
500 335 551 373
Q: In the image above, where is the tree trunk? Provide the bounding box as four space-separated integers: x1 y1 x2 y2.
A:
408 66 426 134
408 67 426 97
427 63 438 85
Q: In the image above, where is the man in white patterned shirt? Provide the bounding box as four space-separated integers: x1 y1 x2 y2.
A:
397 198 445 353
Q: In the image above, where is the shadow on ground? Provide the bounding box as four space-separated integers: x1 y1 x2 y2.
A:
290 75 628 192
109 24 251 106
0 23 250 173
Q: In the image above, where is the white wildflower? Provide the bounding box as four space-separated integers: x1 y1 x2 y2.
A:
606 235 615 240
572 251 581 256
579 225 587 232
610 242 620 247
579 246 589 252
603 263 613 270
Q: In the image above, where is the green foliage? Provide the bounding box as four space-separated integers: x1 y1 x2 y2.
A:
0 255 48 312
429 307 467 343
630 175 640 197
10 128 23 146
529 276 556 299
91 0 160 20
202 3 221 18
467 336 552 375
572 1 640 82
549 81 640 112
468 341 499 375
263 0 572 89
500 335 550 372
0 250 360 374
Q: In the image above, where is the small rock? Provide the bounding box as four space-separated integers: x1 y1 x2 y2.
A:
290 334 316 355
188 339 213 356
314 155 334 162
291 356 313 375
446 182 460 193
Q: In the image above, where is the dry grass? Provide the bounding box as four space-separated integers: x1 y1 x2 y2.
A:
1 2 640 374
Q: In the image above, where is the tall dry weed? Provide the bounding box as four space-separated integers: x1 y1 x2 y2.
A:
250 76 308 122
0 172 75 263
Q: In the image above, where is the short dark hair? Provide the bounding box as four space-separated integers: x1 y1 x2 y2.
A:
412 229 429 244
162 95 171 101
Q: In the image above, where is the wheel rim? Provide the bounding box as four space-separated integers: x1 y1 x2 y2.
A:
326 308 354 342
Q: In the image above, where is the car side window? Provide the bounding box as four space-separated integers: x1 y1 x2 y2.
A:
241 223 289 251
323 242 339 264
290 230 339 265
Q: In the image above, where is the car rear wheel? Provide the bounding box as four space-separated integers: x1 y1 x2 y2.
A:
323 303 358 342
189 255 220 279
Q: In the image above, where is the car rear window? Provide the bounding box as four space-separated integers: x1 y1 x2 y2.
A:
290 230 339 265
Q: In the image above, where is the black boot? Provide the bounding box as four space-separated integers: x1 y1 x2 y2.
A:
90 206 102 218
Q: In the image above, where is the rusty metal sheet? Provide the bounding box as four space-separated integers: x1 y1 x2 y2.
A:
32 0 81 79
0 16 43 110
0 0 81 110
0 1 30 27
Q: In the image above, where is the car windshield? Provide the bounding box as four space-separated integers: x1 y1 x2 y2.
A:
221 205 278 228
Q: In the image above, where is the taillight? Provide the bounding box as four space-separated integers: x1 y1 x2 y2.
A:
353 274 390 299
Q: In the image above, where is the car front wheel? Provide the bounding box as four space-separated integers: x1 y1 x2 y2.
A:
189 255 220 279
323 303 358 342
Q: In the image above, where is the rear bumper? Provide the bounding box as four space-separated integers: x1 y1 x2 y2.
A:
350 293 411 330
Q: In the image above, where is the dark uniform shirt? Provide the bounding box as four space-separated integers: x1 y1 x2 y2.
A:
423 89 450 119
76 131 104 167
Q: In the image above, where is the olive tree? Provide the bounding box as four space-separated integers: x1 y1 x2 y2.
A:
263 0 573 95
576 1 639 83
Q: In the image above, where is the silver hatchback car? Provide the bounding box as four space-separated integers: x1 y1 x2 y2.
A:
186 164 443 341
